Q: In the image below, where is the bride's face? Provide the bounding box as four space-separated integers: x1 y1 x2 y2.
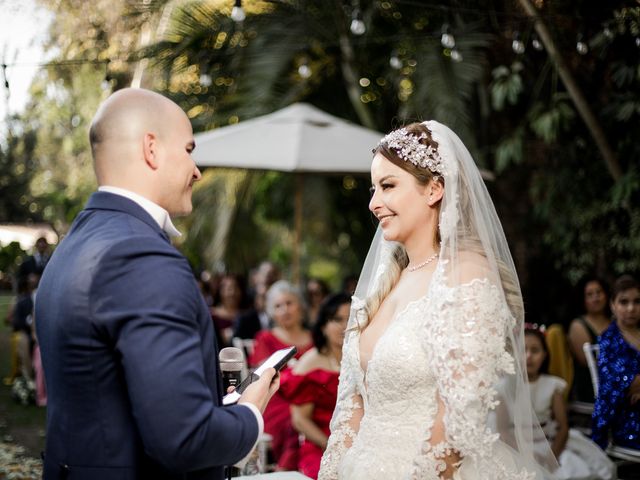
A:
369 153 431 243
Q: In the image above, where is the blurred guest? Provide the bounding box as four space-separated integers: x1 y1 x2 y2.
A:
592 274 640 450
211 273 246 347
232 261 279 341
250 280 313 470
567 277 611 403
305 278 329 327
281 293 350 479
18 236 50 280
197 270 216 308
340 274 358 296
523 328 615 480
12 274 38 381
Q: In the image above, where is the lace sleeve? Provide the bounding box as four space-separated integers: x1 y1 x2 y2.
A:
318 304 366 479
411 279 533 479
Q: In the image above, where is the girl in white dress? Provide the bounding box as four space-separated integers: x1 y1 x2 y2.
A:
524 327 616 480
319 121 558 479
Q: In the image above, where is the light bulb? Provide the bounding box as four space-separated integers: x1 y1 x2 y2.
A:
441 23 455 49
199 74 212 87
231 5 245 22
576 41 588 55
389 54 402 70
298 64 311 79
635 37 640 48
532 34 543 51
350 18 366 35
441 33 456 49
511 32 525 54
451 48 463 62
576 34 588 55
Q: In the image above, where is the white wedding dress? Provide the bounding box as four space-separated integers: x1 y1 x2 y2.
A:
319 267 540 480
319 120 557 479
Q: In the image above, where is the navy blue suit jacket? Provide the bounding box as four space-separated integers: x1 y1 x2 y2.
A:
36 192 259 479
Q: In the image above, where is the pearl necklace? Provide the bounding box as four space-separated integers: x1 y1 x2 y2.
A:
407 252 439 272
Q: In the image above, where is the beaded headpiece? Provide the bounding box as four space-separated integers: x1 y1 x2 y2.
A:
378 128 445 176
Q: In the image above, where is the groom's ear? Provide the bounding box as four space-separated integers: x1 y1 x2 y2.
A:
142 132 160 170
426 178 444 206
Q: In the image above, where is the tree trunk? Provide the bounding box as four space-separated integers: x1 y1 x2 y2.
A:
334 0 377 130
517 0 623 182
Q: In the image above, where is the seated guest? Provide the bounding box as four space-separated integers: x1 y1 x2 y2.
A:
249 280 313 471
523 327 615 479
210 273 246 347
281 293 350 479
592 274 640 450
232 261 279 341
304 278 329 328
568 276 611 403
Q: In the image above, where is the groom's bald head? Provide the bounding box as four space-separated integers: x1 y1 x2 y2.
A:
87 88 200 215
89 88 186 181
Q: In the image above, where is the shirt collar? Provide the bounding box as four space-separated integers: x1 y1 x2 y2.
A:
98 186 182 238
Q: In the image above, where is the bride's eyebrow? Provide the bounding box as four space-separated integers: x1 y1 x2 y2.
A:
372 174 398 185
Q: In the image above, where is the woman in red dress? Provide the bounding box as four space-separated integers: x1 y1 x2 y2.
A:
249 280 313 471
281 293 350 479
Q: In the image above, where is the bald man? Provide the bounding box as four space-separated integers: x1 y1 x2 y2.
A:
35 88 278 480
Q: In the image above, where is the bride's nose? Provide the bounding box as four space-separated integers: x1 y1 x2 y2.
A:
369 189 381 213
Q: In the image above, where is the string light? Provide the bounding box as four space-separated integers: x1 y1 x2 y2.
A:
531 33 543 51
512 31 525 54
199 74 212 87
451 48 463 62
231 0 246 23
441 23 455 49
298 59 311 79
576 33 589 55
350 8 366 35
389 50 402 70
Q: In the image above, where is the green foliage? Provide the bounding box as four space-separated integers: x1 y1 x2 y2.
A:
4 0 640 296
528 94 575 143
0 242 27 277
494 127 524 174
490 63 524 111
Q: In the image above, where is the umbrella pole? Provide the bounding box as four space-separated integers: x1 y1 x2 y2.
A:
293 173 304 285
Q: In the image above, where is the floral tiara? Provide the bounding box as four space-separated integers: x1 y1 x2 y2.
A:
377 128 445 176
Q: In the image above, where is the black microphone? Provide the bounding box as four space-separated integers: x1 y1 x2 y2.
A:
219 347 245 392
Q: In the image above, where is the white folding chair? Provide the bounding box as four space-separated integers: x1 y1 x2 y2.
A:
582 342 600 398
231 337 255 376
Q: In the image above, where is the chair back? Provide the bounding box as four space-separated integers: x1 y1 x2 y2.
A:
582 342 600 398
231 337 255 374
545 324 574 400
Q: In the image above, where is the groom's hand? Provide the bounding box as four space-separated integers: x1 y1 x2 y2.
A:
238 367 280 413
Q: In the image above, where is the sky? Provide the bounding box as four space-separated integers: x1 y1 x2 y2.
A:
0 0 52 122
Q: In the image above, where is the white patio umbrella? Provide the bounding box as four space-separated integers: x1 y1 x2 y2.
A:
192 103 384 282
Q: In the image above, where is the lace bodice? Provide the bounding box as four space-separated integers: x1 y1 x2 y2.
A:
318 275 537 480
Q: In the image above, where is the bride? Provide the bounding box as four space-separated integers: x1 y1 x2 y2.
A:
318 121 558 479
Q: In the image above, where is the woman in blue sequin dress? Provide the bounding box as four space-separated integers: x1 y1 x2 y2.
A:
592 274 640 450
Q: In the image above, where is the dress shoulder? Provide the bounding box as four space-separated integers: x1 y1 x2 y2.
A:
540 374 567 396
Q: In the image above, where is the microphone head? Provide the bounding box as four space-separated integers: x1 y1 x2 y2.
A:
219 347 245 371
